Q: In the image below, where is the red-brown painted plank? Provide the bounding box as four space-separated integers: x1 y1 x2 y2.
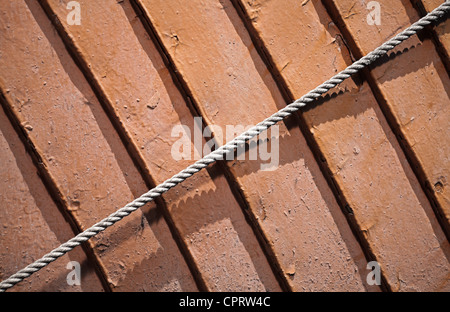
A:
233 0 450 291
0 0 197 291
0 104 104 292
40 0 281 291
412 0 450 69
325 0 450 236
135 0 375 291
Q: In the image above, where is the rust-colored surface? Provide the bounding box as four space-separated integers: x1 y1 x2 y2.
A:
0 0 197 291
232 0 449 292
135 0 377 291
325 0 450 237
0 0 449 292
413 0 450 70
39 0 280 292
0 105 104 292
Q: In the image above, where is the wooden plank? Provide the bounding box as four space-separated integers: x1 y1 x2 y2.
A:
412 0 450 70
324 0 450 236
0 104 104 292
233 0 450 291
40 0 281 291
0 0 197 291
135 0 374 291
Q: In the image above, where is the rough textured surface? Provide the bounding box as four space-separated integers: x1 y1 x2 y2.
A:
0 105 104 292
136 0 373 291
0 0 197 291
233 0 450 292
40 0 280 292
326 0 450 236
413 0 450 69
0 0 448 292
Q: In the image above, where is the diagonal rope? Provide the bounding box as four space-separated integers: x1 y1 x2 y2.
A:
1 1 449 292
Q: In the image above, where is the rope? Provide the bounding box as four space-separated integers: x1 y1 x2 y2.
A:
1 1 449 292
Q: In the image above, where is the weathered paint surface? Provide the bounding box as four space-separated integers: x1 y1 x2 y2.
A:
0 0 448 292
234 0 450 291
136 0 374 291
0 105 104 292
40 0 281 292
0 0 197 291
326 0 450 236
412 0 450 69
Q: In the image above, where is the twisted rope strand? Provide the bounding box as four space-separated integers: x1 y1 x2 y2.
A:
1 1 448 292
